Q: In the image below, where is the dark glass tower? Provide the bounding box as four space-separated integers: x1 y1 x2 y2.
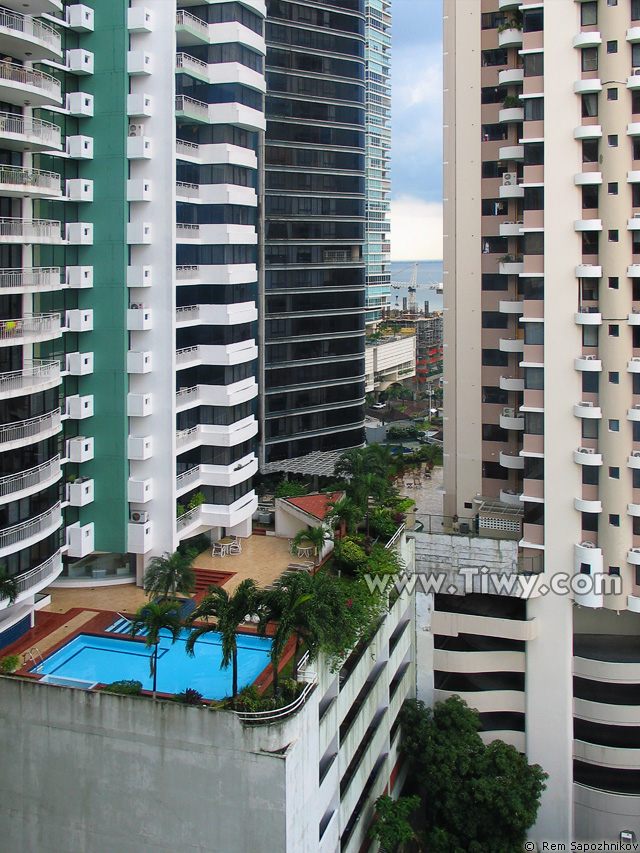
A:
262 0 367 464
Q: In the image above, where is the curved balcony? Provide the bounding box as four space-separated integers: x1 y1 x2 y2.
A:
176 453 258 495
628 72 640 90
176 339 258 369
499 337 524 353
176 491 257 539
498 144 523 161
574 172 602 186
176 415 258 453
175 93 209 124
629 170 640 183
498 260 523 275
574 497 602 513
0 455 60 504
499 409 525 430
498 107 523 123
574 124 602 140
0 7 61 61
175 302 258 327
499 182 524 199
0 218 63 244
0 408 60 451
500 375 524 392
499 222 522 237
575 263 602 277
0 549 62 612
0 266 62 293
0 501 61 559
628 406 640 422
629 217 640 231
629 265 640 278
0 313 61 346
629 358 640 373
629 594 640 613
629 453 640 469
0 112 61 151
628 503 640 517
575 355 602 371
498 67 523 85
574 402 602 418
176 377 258 411
628 548 640 566
575 310 602 325
499 299 524 314
574 218 602 231
574 78 602 95
628 122 640 136
499 451 524 470
498 27 523 48
499 489 522 506
0 61 61 107
176 9 209 45
574 447 603 465
628 27 640 43
0 165 60 198
0 360 60 400
573 32 602 49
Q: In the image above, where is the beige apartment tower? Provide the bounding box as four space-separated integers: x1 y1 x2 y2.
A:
441 0 640 843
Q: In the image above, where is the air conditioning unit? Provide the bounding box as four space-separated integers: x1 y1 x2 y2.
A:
580 541 596 548
129 123 144 137
632 451 640 457
503 407 515 417
584 355 596 360
130 302 146 309
580 401 594 407
632 357 640 363
635 68 640 75
502 172 517 186
634 213 640 219
579 447 595 454
631 547 640 554
130 510 149 524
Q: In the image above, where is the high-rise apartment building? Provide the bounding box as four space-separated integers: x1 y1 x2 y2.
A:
261 0 367 465
441 0 640 842
364 0 391 325
0 0 264 647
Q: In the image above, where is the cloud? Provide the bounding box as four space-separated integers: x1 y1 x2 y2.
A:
390 196 443 261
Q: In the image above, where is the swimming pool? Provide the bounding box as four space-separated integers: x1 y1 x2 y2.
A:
33 630 272 700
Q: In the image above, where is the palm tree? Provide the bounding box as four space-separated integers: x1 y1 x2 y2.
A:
129 600 183 698
0 567 19 605
334 447 369 484
327 496 361 538
143 550 196 601
292 525 331 565
185 579 257 700
360 471 389 539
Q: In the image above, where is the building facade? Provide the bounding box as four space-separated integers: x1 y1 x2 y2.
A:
364 0 391 325
261 0 367 465
0 0 264 647
441 0 640 843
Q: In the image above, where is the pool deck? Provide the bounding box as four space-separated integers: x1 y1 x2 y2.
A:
191 532 296 593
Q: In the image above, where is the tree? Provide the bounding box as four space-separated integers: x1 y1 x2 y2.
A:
0 567 19 605
129 600 183 698
143 550 196 601
400 696 548 853
291 525 331 565
359 471 389 539
185 579 257 700
369 794 422 852
326 496 361 538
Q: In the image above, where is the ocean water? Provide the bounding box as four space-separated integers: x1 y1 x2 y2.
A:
389 260 443 313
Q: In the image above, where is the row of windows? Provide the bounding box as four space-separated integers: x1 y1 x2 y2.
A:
176 322 254 350
266 23 365 60
266 314 364 338
266 1 364 36
266 120 364 150
266 96 364 127
176 245 257 266
265 245 363 265
264 426 365 462
268 47 363 80
176 284 256 308
177 362 254 390
266 290 363 314
266 195 363 217
176 79 263 112
265 404 364 439
265 145 364 172
176 204 256 227
177 125 256 151
266 382 366 415
266 221 364 241
266 267 365 289
177 440 254 472
191 2 263 33
266 336 363 365
187 43 263 73
265 360 364 389
265 170 364 195
266 72 364 104
176 163 256 188
175 401 254 432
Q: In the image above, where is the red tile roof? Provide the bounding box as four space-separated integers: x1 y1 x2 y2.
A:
284 492 343 521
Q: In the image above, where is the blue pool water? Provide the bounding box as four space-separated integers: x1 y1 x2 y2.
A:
33 630 272 699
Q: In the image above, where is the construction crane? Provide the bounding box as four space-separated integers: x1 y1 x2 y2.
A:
390 262 443 315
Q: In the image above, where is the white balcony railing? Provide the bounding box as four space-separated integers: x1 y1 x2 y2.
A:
13 551 61 597
176 181 199 199
0 7 61 51
0 456 60 500
0 267 61 291
176 466 201 490
0 61 61 100
176 505 199 531
175 94 209 121
176 385 198 404
176 265 200 280
0 501 60 551
176 425 198 448
0 408 60 448
176 52 208 75
176 223 200 238
0 313 60 342
175 305 200 322
0 165 60 193
0 218 62 241
0 360 60 396
176 10 209 37
0 112 61 147
176 139 199 158
176 346 199 365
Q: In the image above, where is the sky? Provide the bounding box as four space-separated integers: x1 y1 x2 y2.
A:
389 0 443 261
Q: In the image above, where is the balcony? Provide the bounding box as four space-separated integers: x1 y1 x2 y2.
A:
574 172 602 186
176 377 258 411
498 259 523 275
176 52 265 92
575 264 602 278
0 501 61 558
574 309 602 325
175 302 258 327
574 401 602 418
574 124 602 140
628 548 640 566
499 375 524 392
498 144 524 161
574 355 602 371
573 32 602 49
0 313 61 346
0 164 61 198
629 358 640 374
175 94 209 124
498 107 524 123
628 122 640 136
499 222 523 237
0 455 60 504
498 67 524 85
0 550 62 611
574 218 602 231
628 27 640 43
498 27 522 48
629 265 640 278
176 415 258 452
574 78 602 95
0 60 61 107
176 491 258 538
629 453 640 470
0 408 60 451
0 267 61 293
499 337 524 353
574 497 602 513
176 9 209 44
0 218 62 244
574 447 603 466
0 7 61 61
628 406 640 422
0 112 61 151
499 409 524 430
499 489 522 507
176 453 258 495
0 360 60 399
499 451 524 470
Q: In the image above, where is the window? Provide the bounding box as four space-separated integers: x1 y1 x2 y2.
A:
609 419 620 432
633 184 640 207
608 183 618 195
482 424 509 441
481 12 507 29
524 187 544 210
482 311 508 329
607 88 618 101
608 134 618 147
524 142 544 166
582 419 598 439
609 230 619 242
482 236 508 254
634 0 640 21
583 466 599 486
525 412 544 435
633 231 640 253
582 372 599 394
582 513 599 532
581 2 597 25
634 469 640 489
482 386 509 404
523 9 543 32
482 161 509 179
609 467 620 479
482 86 508 105
634 91 640 115
634 44 640 68
524 98 544 121
482 348 509 367
608 0 618 5
524 322 544 345
609 372 619 383
582 139 599 163
609 277 619 289
525 367 544 390
482 198 508 216
582 48 598 72
609 567 620 577
524 232 544 254
582 280 598 301
609 324 620 337
524 53 543 78
482 273 508 291
607 40 618 53
580 563 591 575
634 374 640 394
522 277 544 300
610 515 620 527
582 94 598 117
582 231 599 253
482 49 509 67
482 123 508 142
582 185 599 209
583 325 598 347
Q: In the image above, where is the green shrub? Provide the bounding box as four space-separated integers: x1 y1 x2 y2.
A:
187 491 205 510
102 679 143 696
337 538 366 571
0 654 19 674
174 687 203 705
368 510 397 539
274 480 308 498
